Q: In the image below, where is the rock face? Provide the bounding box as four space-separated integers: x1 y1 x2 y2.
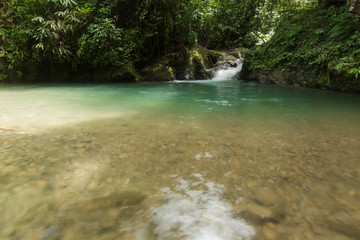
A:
143 65 175 82
162 46 243 81
241 59 360 92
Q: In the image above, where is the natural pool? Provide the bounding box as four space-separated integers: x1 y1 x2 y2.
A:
0 80 359 239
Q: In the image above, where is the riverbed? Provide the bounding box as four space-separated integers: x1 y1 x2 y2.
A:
0 80 359 240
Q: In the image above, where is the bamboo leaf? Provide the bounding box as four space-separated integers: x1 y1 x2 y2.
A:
32 16 45 23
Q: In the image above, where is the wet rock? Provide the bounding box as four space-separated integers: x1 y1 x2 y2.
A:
143 65 175 82
243 197 286 225
163 46 242 80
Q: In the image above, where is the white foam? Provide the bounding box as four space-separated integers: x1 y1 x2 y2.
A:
211 59 243 81
195 152 213 160
150 175 255 240
196 99 233 107
174 58 243 83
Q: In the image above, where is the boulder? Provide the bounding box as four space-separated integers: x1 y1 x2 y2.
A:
143 65 175 82
240 62 360 92
162 46 242 80
190 49 211 79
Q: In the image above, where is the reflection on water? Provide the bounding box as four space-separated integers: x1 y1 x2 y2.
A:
0 82 360 240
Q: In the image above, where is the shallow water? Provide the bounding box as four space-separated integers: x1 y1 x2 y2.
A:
0 81 359 240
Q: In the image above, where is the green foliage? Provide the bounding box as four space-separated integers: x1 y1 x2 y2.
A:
0 0 80 67
77 18 125 67
2 0 357 88
191 0 264 49
30 4 79 61
246 5 360 88
2 0 313 72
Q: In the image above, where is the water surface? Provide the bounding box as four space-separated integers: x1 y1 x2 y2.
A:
0 81 359 240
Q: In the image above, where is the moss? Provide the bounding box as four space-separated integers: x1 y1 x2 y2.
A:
189 47 210 79
208 50 223 64
142 64 175 82
112 63 142 82
191 50 204 69
245 7 360 92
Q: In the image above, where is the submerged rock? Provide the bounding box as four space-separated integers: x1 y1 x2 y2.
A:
242 202 286 224
253 187 280 206
83 191 146 212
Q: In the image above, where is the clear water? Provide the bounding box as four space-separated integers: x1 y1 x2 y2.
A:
0 80 359 240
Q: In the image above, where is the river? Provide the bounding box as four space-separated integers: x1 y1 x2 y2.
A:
1 67 360 239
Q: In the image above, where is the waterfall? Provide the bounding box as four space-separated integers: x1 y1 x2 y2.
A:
173 58 243 83
210 59 243 81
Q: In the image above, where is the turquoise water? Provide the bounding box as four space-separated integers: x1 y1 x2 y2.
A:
0 81 360 239
1 81 359 131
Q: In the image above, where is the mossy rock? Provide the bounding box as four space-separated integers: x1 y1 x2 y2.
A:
191 50 205 70
208 50 224 65
189 47 212 79
226 48 243 59
143 65 175 81
113 63 143 82
154 46 243 80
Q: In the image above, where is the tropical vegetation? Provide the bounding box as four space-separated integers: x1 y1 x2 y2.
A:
0 0 359 90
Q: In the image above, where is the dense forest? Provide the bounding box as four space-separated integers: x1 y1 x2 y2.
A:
0 0 359 90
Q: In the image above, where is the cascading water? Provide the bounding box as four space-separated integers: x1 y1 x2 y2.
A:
174 58 243 83
210 58 243 81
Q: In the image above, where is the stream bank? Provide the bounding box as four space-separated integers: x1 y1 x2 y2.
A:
241 4 360 92
0 47 241 83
